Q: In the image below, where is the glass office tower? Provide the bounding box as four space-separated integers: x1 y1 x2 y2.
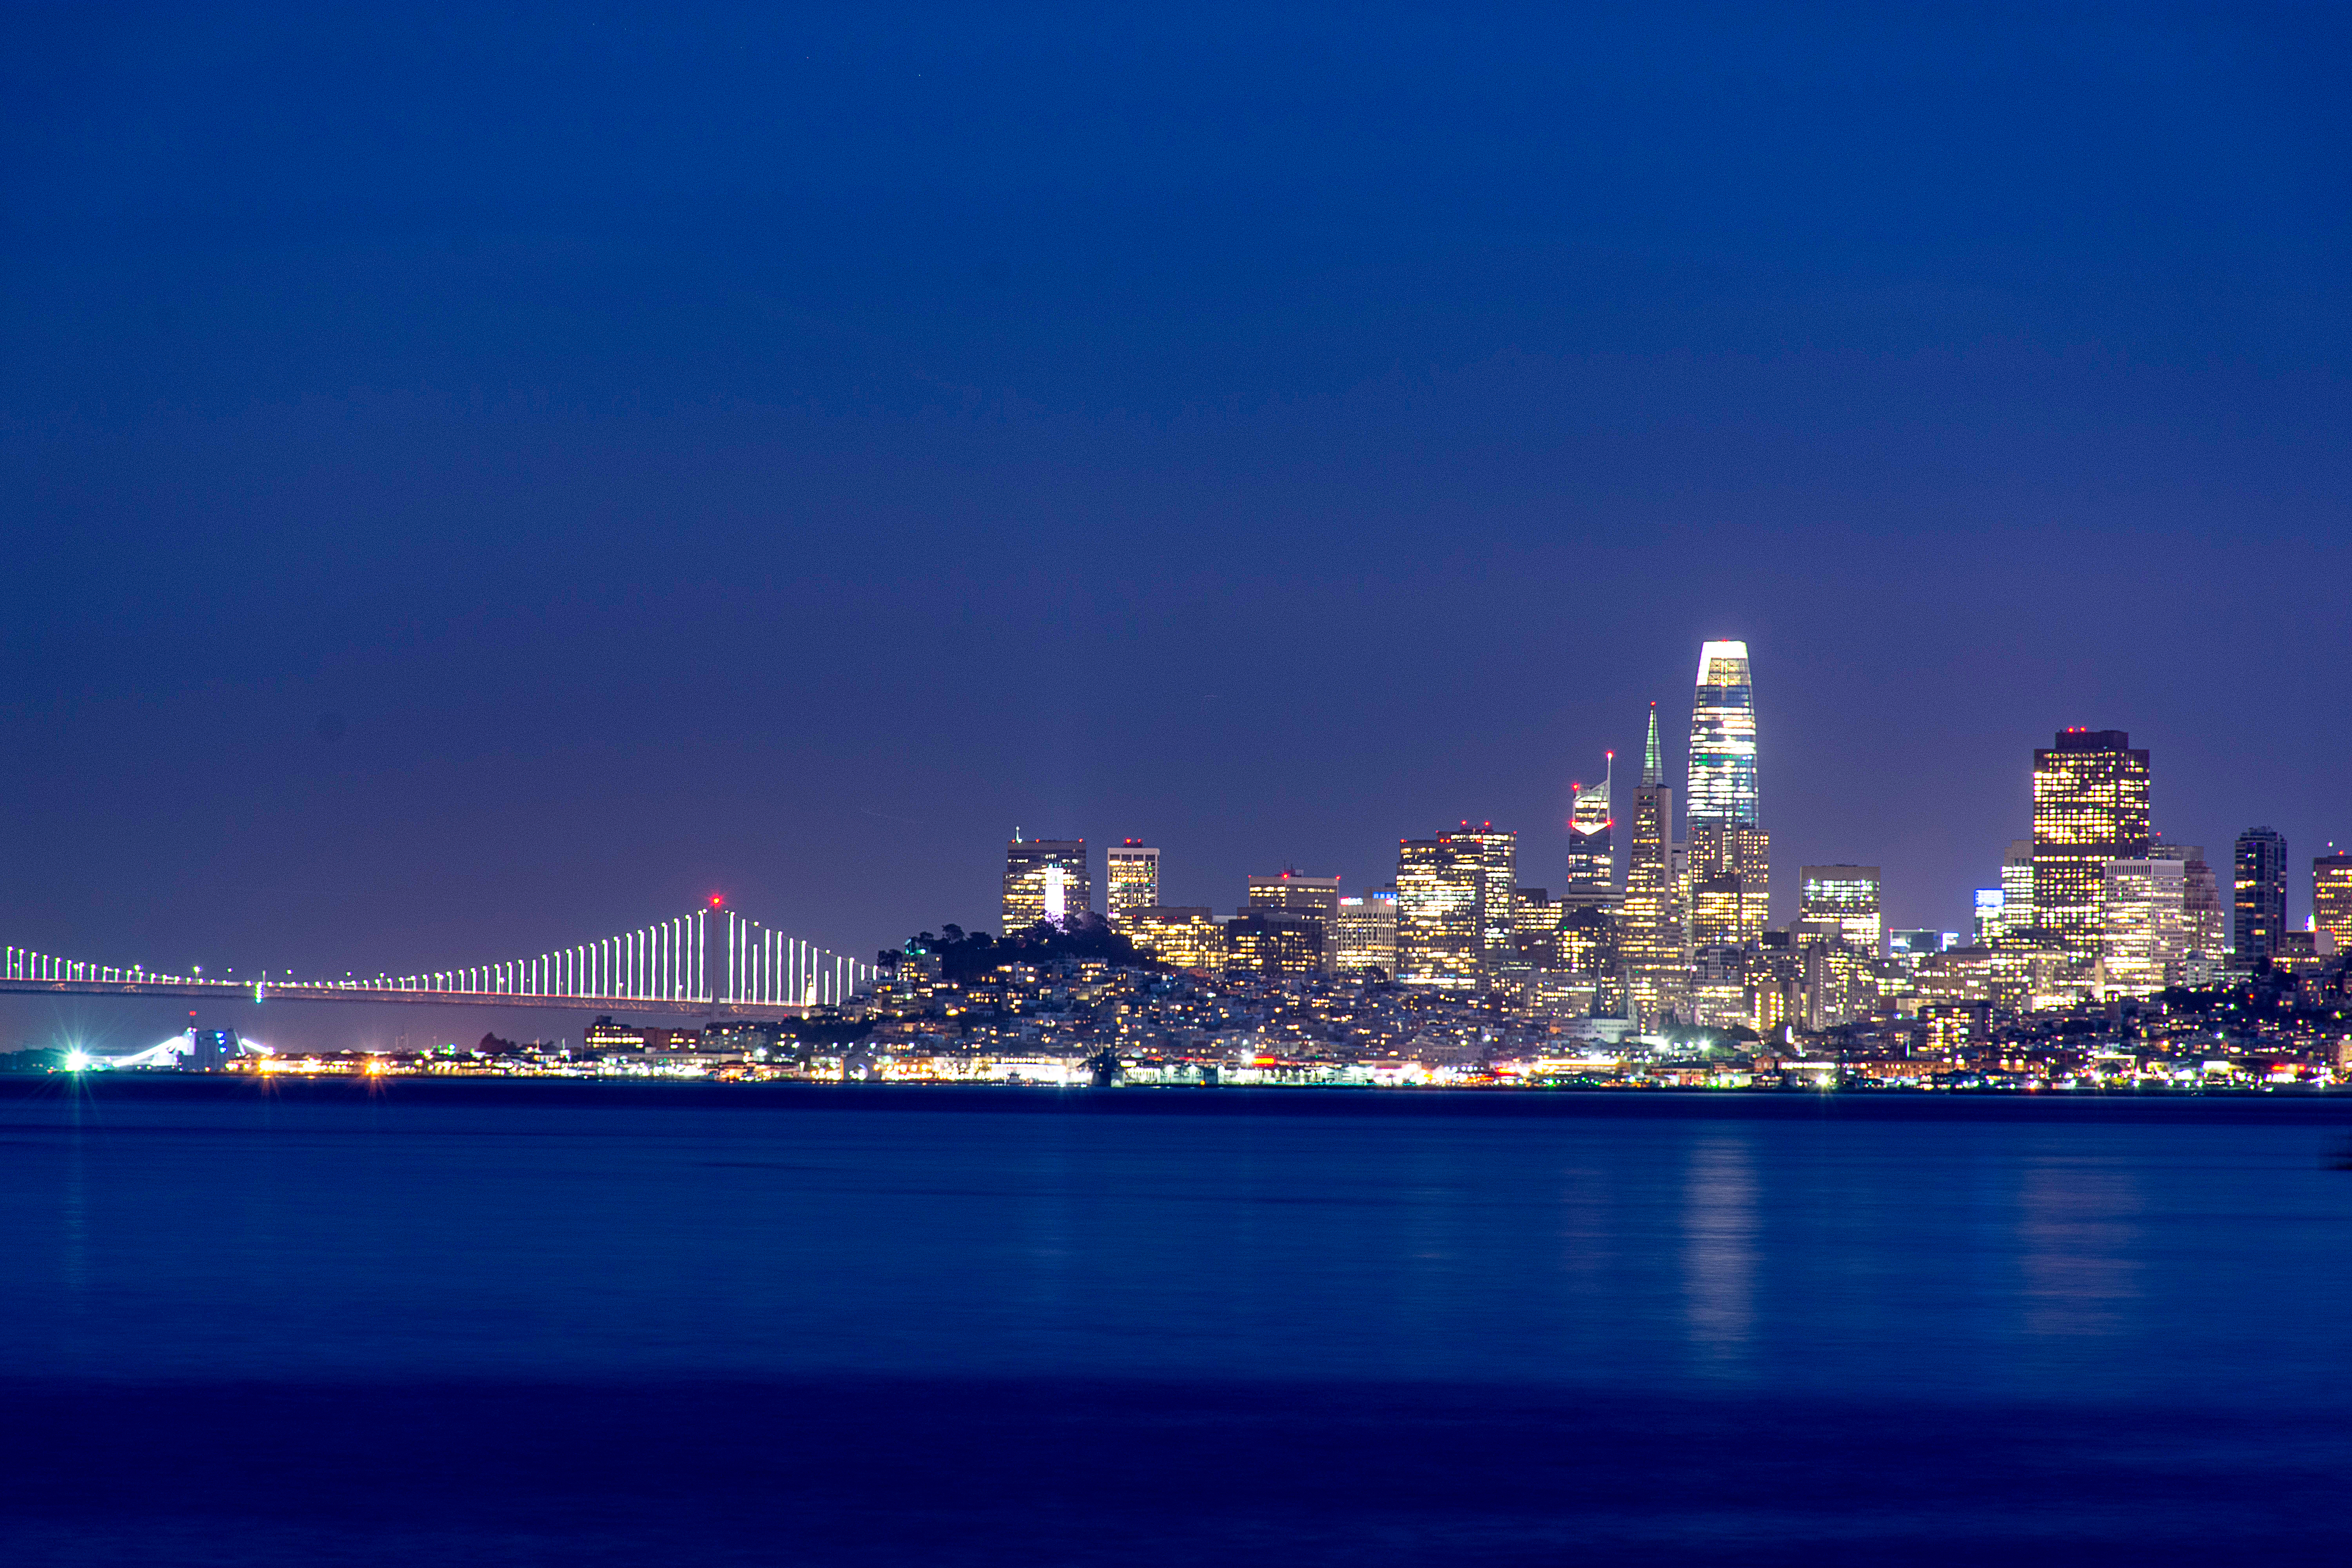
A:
1687 640 1760 828
2030 729 2151 956
1564 752 1614 909
1104 842 1160 925
1686 640 1769 945
1621 703 1686 1027
1003 835 1091 932
2313 853 2352 954
2233 827 2288 965
1396 837 1484 990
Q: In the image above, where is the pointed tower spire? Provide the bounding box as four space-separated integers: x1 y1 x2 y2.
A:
1641 702 1663 786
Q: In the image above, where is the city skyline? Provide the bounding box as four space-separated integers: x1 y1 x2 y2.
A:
945 646 2342 1037
24 662 2333 1059
946 653 2336 961
5 9 2347 1034
8 15 2347 1565
5 638 2341 1034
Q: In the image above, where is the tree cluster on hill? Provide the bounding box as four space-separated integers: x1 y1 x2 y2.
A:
786 1009 874 1048
889 913 1155 981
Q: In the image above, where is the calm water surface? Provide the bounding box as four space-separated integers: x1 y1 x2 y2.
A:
4 1078 2350 1564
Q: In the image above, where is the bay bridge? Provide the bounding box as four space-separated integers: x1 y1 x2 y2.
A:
0 903 876 1018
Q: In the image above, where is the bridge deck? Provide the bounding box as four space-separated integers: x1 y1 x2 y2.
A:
0 978 808 1017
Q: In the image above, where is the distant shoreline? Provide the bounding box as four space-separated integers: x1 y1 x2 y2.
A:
11 1075 2352 1126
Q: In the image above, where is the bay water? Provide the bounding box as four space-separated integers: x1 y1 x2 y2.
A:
5 1077 2349 1563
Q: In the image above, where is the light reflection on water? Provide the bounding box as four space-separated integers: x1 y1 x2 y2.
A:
2017 1157 2145 1340
1681 1134 1757 1369
3 1085 2349 1413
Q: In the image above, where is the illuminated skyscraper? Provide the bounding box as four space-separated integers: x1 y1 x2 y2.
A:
1999 838 2036 939
1222 911 1323 978
1331 890 1399 975
1563 753 1615 912
1799 865 1883 954
2233 827 2288 964
1687 640 1769 944
1556 904 1621 1017
1449 825 1518 964
1104 842 1160 924
1124 907 1224 971
1801 941 1869 1030
2151 843 2224 959
1002 835 1090 932
2102 857 2186 997
1246 871 1342 924
1396 837 1483 990
1510 886 1557 969
1247 871 1343 971
1393 829 1515 987
1688 639 1760 828
2030 730 2151 955
1972 888 2006 944
2314 854 2352 953
1621 703 1686 1027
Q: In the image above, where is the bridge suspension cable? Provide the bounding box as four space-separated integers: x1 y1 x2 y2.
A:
2 906 876 1010
379 906 875 1006
4 950 180 987
717 908 871 1008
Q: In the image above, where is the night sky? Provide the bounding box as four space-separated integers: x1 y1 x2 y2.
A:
5 7 2349 1050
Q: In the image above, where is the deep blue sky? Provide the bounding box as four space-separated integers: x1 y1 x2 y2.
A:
4 5 2349 1043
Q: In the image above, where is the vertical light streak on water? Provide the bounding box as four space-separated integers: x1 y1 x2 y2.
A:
2016 1154 2145 1343
1681 1134 1757 1376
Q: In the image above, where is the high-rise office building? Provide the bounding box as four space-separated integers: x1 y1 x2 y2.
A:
2233 828 2289 965
1888 930 1949 963
1247 871 1343 972
1688 883 1747 959
1246 871 1342 924
1002 835 1090 932
1800 865 1883 955
1687 639 1760 827
1563 753 1615 911
2102 857 2187 996
2316 854 2352 954
1687 841 1767 947
1687 640 1769 945
1511 886 1557 969
1621 703 1686 1028
1801 941 1868 1030
1124 907 1224 972
1688 942 1752 1032
2030 729 2151 955
1104 842 1160 924
2151 843 2224 958
1972 888 2006 944
1331 890 1399 975
1448 825 1518 965
1749 931 1802 1035
1556 904 1621 1018
1999 838 2036 940
1396 837 1485 990
1223 911 1323 979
